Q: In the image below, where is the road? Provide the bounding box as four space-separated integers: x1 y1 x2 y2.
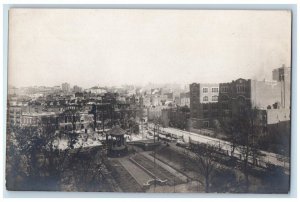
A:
148 123 289 171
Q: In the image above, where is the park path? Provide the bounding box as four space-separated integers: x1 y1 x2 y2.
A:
140 152 188 182
118 157 153 187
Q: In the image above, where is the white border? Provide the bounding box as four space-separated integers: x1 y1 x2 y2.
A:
1 1 299 200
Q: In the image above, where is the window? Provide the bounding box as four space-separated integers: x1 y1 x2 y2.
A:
212 95 218 101
211 103 218 110
237 85 246 93
222 102 229 110
203 104 208 110
239 106 245 113
203 88 208 93
203 121 209 128
221 86 228 93
203 96 208 102
212 88 219 93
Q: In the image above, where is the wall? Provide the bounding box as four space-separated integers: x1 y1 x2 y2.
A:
266 108 290 125
199 83 219 103
251 80 282 109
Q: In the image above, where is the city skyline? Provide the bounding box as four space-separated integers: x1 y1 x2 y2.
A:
8 9 291 88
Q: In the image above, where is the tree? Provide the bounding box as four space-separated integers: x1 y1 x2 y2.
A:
219 107 262 192
72 147 107 191
193 143 218 193
181 147 190 171
8 122 69 190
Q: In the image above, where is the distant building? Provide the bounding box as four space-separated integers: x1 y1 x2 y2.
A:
62 83 70 93
8 105 22 126
21 112 59 128
8 86 19 95
89 86 107 95
164 92 173 100
147 105 170 121
142 95 151 107
179 92 190 107
52 86 61 93
73 85 82 93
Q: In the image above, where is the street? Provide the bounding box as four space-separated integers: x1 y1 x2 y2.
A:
148 123 290 171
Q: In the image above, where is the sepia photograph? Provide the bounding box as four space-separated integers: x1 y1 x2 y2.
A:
6 8 292 193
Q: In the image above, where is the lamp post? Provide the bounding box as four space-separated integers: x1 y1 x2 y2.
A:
153 119 160 192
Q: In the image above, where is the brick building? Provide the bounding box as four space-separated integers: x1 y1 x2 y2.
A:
189 83 219 129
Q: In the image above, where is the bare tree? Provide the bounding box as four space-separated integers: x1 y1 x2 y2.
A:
193 143 218 193
219 107 263 192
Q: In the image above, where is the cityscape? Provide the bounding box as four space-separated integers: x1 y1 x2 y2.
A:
6 65 291 193
6 9 291 193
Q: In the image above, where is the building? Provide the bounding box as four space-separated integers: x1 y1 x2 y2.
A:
189 83 219 129
62 83 70 93
179 92 190 107
218 65 291 137
73 85 82 93
89 86 107 95
8 86 19 95
142 95 152 107
8 105 22 126
162 106 190 129
147 105 171 121
250 80 282 109
218 78 252 119
52 86 61 93
21 112 59 128
272 64 291 109
107 126 128 157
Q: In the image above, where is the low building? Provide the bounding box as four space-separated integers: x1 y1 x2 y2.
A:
21 112 59 128
89 86 107 95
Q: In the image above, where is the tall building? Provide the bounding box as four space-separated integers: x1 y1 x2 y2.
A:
218 78 252 119
218 66 291 135
62 83 70 93
272 64 291 109
189 83 219 129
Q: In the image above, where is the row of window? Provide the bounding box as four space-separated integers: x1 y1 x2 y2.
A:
202 87 219 93
220 86 248 93
203 95 218 102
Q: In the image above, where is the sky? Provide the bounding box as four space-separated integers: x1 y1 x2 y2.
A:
8 9 291 88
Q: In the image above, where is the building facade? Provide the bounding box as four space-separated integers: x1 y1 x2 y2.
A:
189 83 219 129
62 83 70 93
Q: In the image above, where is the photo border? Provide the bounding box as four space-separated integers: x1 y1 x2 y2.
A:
2 3 297 198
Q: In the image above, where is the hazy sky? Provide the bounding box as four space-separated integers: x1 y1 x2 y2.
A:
9 9 291 88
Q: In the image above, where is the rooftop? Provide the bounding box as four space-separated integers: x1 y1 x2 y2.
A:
108 126 126 136
22 112 58 117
